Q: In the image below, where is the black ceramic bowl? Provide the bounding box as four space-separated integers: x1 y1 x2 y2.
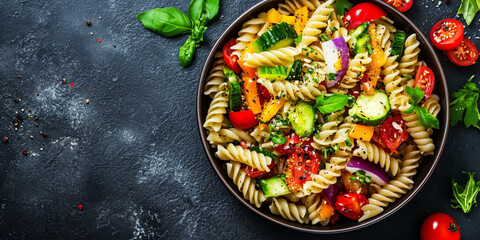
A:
197 0 449 233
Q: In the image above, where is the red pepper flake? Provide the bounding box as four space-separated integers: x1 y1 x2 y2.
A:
88 87 91 91
70 83 75 88
97 39 102 43
17 75 22 78
2 137 8 143
23 150 29 156
77 204 83 211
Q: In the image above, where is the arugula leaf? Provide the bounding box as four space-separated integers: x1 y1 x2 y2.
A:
335 0 353 16
450 76 480 129
315 94 350 114
137 8 192 37
458 0 480 25
251 146 277 160
451 171 480 213
404 86 440 129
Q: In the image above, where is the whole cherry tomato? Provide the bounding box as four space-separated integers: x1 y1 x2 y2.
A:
430 19 464 51
421 213 460 240
380 115 409 153
228 110 257 129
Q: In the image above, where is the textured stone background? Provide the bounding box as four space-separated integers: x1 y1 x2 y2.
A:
0 0 479 239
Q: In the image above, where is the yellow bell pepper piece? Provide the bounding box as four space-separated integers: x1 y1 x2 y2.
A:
294 6 309 35
348 124 374 142
259 98 286 130
267 8 282 24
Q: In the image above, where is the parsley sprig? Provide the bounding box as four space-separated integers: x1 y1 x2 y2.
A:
450 76 480 129
404 86 440 129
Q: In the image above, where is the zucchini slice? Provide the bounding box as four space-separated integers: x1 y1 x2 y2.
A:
259 174 291 198
349 91 390 126
285 60 302 81
288 101 316 137
252 22 298 52
223 67 242 112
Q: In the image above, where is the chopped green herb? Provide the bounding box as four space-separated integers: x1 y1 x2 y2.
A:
345 139 352 147
330 27 338 33
350 170 372 187
320 33 330 42
327 73 338 81
251 146 277 160
404 86 440 129
403 73 413 79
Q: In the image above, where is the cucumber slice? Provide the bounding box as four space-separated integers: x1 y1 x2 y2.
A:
349 91 390 126
223 67 242 112
288 101 316 137
354 34 371 55
391 32 406 60
252 22 298 52
257 66 288 80
285 60 302 81
259 174 291 198
351 22 369 39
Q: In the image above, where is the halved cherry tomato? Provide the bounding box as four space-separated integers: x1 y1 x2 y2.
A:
344 3 386 30
340 170 369 195
284 149 320 192
430 19 464 51
380 115 408 153
228 110 257 129
222 38 241 73
244 162 275 179
335 193 368 220
446 38 479 67
274 133 312 155
383 0 412 12
371 134 393 155
421 213 460 240
415 66 435 100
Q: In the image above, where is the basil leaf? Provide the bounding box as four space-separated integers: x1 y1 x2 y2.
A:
137 8 192 37
204 0 220 22
458 0 480 25
188 0 205 21
315 94 349 114
416 106 440 129
335 0 353 16
405 86 425 105
179 36 196 68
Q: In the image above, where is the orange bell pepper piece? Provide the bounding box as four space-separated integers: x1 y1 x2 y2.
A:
318 199 335 220
259 98 286 130
267 8 282 23
281 15 295 25
294 6 309 35
361 68 381 95
237 43 257 79
348 124 374 142
242 77 262 114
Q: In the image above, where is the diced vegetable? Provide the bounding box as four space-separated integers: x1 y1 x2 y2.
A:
322 37 350 88
354 34 371 54
257 66 289 80
318 199 335 220
243 77 262 114
281 15 295 25
223 39 241 73
238 43 258 78
252 22 298 52
293 6 309 35
345 157 389 185
344 3 386 30
391 31 406 60
323 183 342 206
267 8 282 23
349 91 391 126
288 101 316 137
259 174 292 197
228 110 258 129
260 98 286 130
362 68 380 95
223 67 242 111
285 60 302 80
348 124 374 142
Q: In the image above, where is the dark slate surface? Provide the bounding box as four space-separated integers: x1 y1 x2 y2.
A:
0 0 479 239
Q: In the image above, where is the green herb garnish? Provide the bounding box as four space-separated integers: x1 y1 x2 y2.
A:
450 75 480 129
404 86 440 129
451 171 480 213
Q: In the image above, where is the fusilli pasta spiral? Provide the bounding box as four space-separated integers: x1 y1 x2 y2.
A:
353 140 401 176
216 144 273 172
244 47 300 68
270 197 309 223
226 161 267 208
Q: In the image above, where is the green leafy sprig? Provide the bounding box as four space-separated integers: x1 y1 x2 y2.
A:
458 0 480 25
137 0 220 67
451 171 480 213
314 94 355 114
404 86 440 129
450 76 480 129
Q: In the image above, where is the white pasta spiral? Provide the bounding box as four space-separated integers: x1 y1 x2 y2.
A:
299 0 334 48
301 193 330 225
312 111 343 149
216 144 273 172
421 94 441 118
204 52 226 98
398 34 420 75
353 140 401 176
269 197 309 224
382 50 411 111
257 78 326 102
401 112 435 155
203 87 228 132
207 128 257 147
244 47 300 68
231 13 267 55
339 52 371 90
226 161 267 208
358 145 421 222
278 0 321 15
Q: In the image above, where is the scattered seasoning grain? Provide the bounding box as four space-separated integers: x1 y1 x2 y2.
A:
21 109 24 112
85 99 90 104
77 205 83 211
40 148 43 151
23 150 29 155
90 32 93 36
17 75 21 78
13 99 19 104
42 132 47 138
36 92 39 96
2 137 8 143
30 135 33 139
113 44 116 48
35 124 39 127
28 109 32 113
445 0 451 4
62 77 67 83
86 20 92 26
34 115 39 121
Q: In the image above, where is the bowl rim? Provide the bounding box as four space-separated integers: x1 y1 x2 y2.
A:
196 0 450 234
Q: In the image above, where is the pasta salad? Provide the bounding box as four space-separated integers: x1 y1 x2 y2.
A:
203 0 441 225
